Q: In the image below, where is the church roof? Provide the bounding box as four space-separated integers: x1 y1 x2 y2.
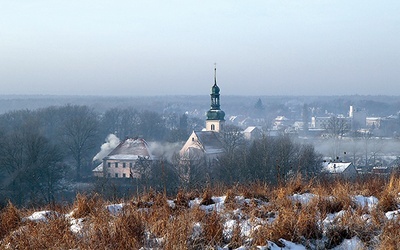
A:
207 109 225 120
207 64 225 121
194 131 225 154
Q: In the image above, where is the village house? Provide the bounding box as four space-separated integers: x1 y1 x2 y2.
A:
93 137 154 178
321 162 358 178
242 126 263 141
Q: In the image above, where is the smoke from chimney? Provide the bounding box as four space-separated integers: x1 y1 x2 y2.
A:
93 134 120 162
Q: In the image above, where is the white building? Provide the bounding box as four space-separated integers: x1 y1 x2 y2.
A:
322 162 358 178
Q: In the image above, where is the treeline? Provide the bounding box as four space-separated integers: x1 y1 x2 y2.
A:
179 126 322 189
0 105 322 206
0 105 198 206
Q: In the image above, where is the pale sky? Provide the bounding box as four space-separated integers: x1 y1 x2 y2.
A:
1 1 399 96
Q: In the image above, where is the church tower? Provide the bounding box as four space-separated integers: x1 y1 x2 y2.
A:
206 64 225 132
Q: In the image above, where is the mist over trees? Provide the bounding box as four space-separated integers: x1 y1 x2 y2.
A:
0 102 323 206
5 94 400 206
0 104 208 205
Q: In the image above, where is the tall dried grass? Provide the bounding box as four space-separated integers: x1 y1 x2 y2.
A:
0 201 20 240
2 213 78 249
2 174 400 249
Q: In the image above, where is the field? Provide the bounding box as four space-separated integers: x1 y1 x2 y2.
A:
1 174 400 249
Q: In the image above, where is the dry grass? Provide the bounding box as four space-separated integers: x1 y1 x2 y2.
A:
2 213 78 249
252 200 321 245
228 220 245 249
72 193 103 218
2 175 400 249
377 174 400 212
203 210 224 245
379 218 400 250
200 188 214 206
240 182 270 201
0 202 20 240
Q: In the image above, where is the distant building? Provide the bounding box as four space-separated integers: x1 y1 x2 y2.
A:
311 116 331 129
93 137 154 178
273 116 291 130
321 162 358 178
371 166 390 175
242 126 263 141
349 106 367 130
366 117 381 128
311 116 351 133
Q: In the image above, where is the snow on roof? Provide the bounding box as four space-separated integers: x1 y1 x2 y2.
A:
105 138 153 160
107 154 143 160
243 126 257 133
322 162 353 174
275 116 288 121
93 163 103 172
194 131 225 154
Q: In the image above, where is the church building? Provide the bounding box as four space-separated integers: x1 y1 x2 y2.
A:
180 65 226 163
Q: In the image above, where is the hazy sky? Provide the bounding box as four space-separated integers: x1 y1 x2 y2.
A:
1 1 399 96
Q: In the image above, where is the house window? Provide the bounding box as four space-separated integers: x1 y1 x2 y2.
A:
211 124 215 130
192 137 195 141
107 162 111 168
123 173 126 178
123 162 126 168
115 162 118 168
130 162 133 168
115 173 118 178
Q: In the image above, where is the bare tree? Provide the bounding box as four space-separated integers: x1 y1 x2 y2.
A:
172 150 209 189
220 125 245 155
323 116 350 158
324 116 349 137
61 105 99 180
0 120 65 205
134 156 152 192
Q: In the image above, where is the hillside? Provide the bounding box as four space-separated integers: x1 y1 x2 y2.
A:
1 175 400 249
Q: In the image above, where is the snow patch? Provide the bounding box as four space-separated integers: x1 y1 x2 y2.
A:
332 236 364 250
386 209 400 220
289 193 316 205
24 211 58 222
352 195 378 210
106 203 125 215
70 218 84 234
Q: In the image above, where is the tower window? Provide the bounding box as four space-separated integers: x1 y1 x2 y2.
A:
211 124 215 130
192 137 195 141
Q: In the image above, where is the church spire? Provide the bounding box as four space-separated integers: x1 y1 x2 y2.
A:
207 64 225 123
214 63 217 86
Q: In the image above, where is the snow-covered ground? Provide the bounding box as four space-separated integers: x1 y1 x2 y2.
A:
12 191 398 249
